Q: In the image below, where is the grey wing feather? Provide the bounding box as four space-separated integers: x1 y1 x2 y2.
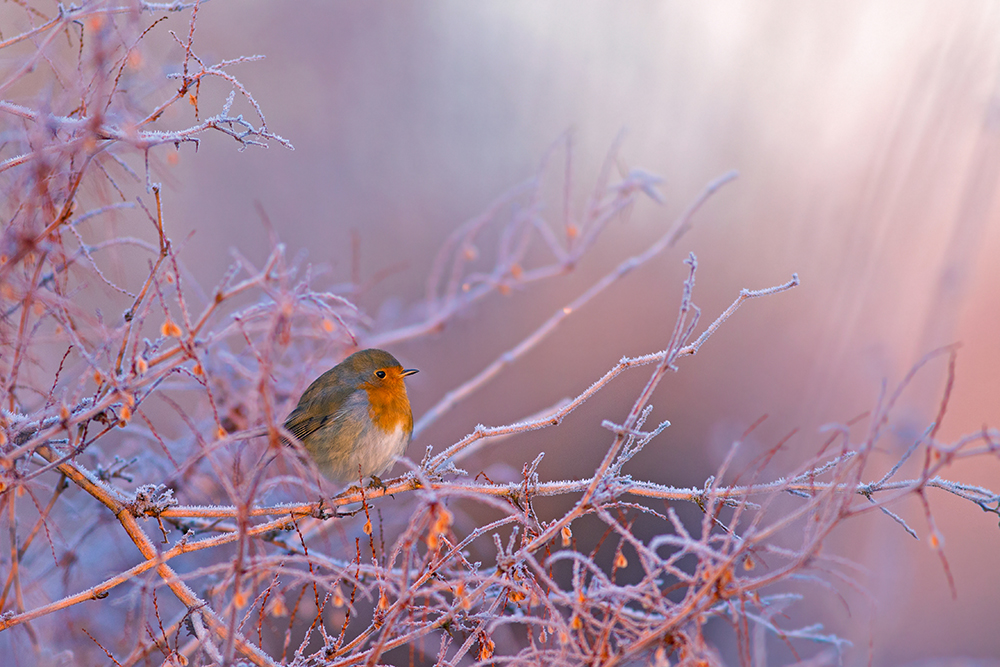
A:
284 368 355 444
284 410 332 442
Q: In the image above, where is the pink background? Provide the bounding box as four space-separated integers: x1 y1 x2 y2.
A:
167 4 1000 664
6 2 998 664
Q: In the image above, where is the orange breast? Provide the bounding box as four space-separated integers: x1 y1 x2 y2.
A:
363 381 413 434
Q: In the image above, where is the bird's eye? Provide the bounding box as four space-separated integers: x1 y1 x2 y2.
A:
375 370 386 379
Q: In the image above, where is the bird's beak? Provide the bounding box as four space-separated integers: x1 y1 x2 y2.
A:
401 368 419 377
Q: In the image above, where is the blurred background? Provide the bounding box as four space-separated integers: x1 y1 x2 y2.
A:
173 2 1000 664
7 1 1000 664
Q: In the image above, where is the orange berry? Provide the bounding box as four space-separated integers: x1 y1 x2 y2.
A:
267 596 288 617
234 588 247 608
161 319 181 337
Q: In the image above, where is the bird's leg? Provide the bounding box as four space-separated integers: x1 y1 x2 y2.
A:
367 475 387 491
313 497 334 520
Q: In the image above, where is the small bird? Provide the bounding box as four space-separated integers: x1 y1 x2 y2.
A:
283 349 418 485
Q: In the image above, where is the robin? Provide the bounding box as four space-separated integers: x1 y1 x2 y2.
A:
283 348 418 485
